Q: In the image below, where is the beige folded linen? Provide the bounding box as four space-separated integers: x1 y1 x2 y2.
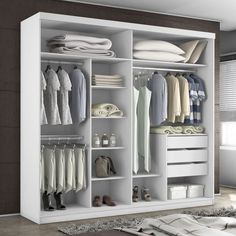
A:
48 34 112 50
182 125 204 134
92 103 123 117
150 126 183 134
50 46 116 57
93 74 122 79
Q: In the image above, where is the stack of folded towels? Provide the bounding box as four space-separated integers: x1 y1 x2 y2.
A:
47 34 116 57
133 40 186 62
92 103 124 117
150 125 204 134
92 74 124 87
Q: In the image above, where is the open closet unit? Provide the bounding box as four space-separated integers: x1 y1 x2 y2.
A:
21 12 215 224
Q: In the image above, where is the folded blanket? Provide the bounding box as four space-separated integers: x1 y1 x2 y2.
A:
93 74 122 79
50 46 116 57
120 214 236 236
150 126 183 134
92 103 123 117
48 34 112 50
182 125 205 134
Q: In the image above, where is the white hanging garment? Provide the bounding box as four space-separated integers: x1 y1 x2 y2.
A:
65 148 76 193
44 68 61 125
137 86 152 173
41 72 48 125
70 68 87 124
133 87 139 174
55 148 66 193
57 69 73 125
40 147 45 192
44 147 56 194
74 147 86 192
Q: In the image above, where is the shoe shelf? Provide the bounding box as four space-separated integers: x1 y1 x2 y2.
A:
133 173 161 178
92 146 125 150
92 176 126 181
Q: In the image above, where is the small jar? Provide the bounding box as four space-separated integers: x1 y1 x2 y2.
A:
109 133 117 147
101 133 109 147
92 133 101 148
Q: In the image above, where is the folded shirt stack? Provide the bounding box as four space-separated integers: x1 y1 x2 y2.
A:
150 125 204 134
47 34 116 57
92 74 124 87
133 40 186 62
92 103 124 117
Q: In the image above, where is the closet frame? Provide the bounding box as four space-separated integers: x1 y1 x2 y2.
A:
21 12 215 224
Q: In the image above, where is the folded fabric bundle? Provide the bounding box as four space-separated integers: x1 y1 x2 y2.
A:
47 34 116 57
182 125 205 134
92 103 124 117
92 74 124 86
150 126 183 134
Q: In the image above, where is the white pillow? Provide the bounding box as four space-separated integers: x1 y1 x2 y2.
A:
179 40 199 63
133 51 186 62
188 41 208 64
133 40 185 55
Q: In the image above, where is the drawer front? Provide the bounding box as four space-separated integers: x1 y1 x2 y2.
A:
167 163 207 177
167 149 207 163
167 136 208 149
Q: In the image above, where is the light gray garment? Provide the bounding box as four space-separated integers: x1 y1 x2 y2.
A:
74 148 86 192
41 72 48 125
43 147 56 194
137 86 152 173
70 69 87 124
40 148 45 192
44 68 61 125
65 148 76 193
133 87 139 174
57 69 73 125
147 73 168 126
55 148 66 193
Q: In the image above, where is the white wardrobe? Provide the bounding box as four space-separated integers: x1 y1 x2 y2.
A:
21 12 215 224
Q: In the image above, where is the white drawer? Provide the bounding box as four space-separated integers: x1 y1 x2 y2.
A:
167 163 207 177
167 149 207 163
167 135 208 149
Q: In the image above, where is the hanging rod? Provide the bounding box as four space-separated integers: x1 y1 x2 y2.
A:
41 59 84 66
133 66 195 73
41 134 84 141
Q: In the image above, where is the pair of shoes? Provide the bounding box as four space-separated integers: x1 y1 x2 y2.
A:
132 186 152 202
42 192 66 211
92 195 116 207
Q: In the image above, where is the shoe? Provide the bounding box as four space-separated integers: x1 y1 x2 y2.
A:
42 192 55 211
54 192 66 210
103 195 116 206
141 187 152 201
132 186 139 202
93 195 102 207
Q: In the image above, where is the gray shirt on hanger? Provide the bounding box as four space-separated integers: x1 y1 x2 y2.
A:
147 73 168 126
70 68 87 124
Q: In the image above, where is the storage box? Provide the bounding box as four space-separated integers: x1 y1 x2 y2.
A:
168 184 187 200
187 184 204 198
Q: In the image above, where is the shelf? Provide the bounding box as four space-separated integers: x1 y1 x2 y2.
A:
92 176 125 181
133 59 207 70
132 199 163 206
167 197 212 204
92 146 125 150
133 173 161 178
91 86 126 90
41 52 130 64
92 116 126 119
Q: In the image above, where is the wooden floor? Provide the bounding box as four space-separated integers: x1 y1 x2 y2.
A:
0 187 235 236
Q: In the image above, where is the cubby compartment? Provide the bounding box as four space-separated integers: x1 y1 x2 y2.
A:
41 25 132 59
92 179 131 206
132 177 166 203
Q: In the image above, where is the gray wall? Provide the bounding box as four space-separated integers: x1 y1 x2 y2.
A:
221 30 236 55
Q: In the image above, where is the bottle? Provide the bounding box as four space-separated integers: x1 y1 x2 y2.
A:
101 133 109 147
93 133 101 148
109 133 117 147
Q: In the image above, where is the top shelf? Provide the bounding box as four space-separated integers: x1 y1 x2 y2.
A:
133 59 207 70
41 52 130 64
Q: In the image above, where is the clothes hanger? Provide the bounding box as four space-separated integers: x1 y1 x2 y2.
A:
56 65 62 73
166 72 171 76
45 64 51 73
153 71 158 75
